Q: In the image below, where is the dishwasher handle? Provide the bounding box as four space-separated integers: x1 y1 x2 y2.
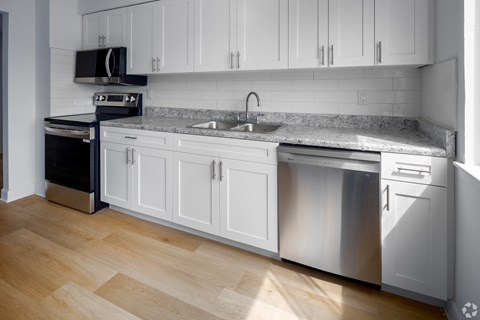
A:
278 151 380 174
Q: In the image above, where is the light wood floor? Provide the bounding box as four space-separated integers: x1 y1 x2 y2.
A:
0 196 446 320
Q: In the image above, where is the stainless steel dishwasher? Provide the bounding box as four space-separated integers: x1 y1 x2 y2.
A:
278 145 381 285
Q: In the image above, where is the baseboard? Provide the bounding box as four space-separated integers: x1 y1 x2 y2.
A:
1 183 35 202
381 284 446 307
445 299 465 320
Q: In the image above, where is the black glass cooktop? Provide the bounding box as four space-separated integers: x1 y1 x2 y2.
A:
45 113 133 127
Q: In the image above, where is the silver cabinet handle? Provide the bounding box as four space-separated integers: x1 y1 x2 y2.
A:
132 148 136 165
152 58 156 72
127 147 132 164
212 160 217 180
386 184 390 211
377 41 382 64
124 136 137 140
329 45 334 66
157 58 160 71
237 51 240 69
320 45 325 66
230 52 235 69
396 167 431 175
219 161 224 181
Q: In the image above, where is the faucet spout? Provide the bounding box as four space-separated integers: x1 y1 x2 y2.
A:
245 91 260 122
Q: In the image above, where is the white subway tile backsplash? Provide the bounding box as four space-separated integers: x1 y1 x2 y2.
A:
393 104 421 117
393 77 422 91
339 103 393 116
272 91 315 102
217 80 252 91
315 91 357 103
314 68 364 79
339 78 393 91
292 80 338 90
292 102 339 114
252 80 292 91
270 70 314 80
50 47 422 118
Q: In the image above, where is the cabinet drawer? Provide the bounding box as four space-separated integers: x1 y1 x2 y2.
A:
381 153 447 187
173 134 278 165
100 126 172 150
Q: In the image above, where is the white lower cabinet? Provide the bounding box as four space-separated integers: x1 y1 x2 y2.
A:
172 134 279 252
100 127 173 221
172 152 220 234
381 153 447 300
219 158 277 252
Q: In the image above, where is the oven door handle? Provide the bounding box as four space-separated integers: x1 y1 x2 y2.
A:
45 127 93 140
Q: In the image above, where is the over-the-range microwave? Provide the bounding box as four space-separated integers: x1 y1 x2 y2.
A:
74 47 147 86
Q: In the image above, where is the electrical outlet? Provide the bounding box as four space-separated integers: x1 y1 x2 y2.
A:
358 90 368 105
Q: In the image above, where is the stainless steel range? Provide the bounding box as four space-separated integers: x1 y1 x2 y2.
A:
44 92 142 213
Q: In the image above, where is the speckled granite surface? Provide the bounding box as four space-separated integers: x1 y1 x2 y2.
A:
102 108 456 158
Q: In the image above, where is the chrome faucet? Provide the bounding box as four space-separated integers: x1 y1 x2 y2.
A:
245 91 260 122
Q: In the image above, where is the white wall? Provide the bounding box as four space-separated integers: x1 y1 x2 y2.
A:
50 0 82 50
434 0 480 318
0 0 40 201
78 0 152 14
35 0 50 197
119 68 423 117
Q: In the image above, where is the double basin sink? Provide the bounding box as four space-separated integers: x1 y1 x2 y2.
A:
189 120 281 134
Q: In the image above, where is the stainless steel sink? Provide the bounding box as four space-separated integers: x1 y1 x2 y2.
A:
189 120 281 133
230 123 281 133
189 120 238 130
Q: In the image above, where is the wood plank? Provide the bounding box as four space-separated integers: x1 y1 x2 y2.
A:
41 282 140 320
0 278 52 320
93 208 203 252
0 229 116 293
96 273 224 320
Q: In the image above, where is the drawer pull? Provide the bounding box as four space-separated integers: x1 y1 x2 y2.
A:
386 184 390 211
396 167 431 175
124 136 138 140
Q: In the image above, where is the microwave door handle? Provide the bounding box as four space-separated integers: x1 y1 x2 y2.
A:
105 48 113 78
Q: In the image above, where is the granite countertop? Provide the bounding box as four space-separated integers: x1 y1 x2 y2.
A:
101 108 455 158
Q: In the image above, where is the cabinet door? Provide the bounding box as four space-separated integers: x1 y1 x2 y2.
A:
289 0 328 69
329 0 374 67
126 2 158 74
381 180 447 300
83 12 103 49
237 0 288 70
132 147 172 221
172 152 219 235
194 0 236 72
101 142 131 209
375 0 431 65
104 8 127 48
158 0 194 73
219 159 278 252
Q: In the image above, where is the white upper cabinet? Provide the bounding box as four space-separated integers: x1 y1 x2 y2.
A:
289 0 374 68
328 0 374 67
83 8 127 49
194 0 236 72
289 0 328 69
237 0 289 70
194 0 288 72
126 2 157 74
375 0 433 66
127 0 194 74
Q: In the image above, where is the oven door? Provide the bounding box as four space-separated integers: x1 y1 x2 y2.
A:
45 123 96 193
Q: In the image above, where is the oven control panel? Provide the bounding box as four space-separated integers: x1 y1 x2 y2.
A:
94 93 141 108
